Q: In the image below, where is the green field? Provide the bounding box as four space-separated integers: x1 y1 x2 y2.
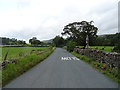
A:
78 46 114 52
90 46 114 52
1 47 49 61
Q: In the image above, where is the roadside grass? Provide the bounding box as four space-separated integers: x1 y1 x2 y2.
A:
2 47 49 61
71 52 120 84
2 47 55 86
77 46 114 52
0 70 1 87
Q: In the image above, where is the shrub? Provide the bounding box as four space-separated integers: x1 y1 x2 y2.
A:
66 41 76 52
113 42 120 53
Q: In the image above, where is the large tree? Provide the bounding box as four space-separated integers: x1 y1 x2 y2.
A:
17 40 26 45
53 36 65 47
61 21 98 46
29 37 41 45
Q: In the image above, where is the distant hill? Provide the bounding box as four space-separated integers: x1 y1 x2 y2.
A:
42 39 53 43
98 34 115 37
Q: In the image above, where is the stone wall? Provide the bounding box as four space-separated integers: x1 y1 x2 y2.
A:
74 48 120 68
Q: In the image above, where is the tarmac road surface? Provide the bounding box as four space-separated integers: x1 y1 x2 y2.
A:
4 48 118 88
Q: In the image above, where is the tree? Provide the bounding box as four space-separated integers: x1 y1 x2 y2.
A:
17 40 26 45
53 36 65 47
113 33 120 52
95 36 110 46
61 21 98 46
0 37 26 45
1 37 9 45
29 37 41 45
94 33 120 46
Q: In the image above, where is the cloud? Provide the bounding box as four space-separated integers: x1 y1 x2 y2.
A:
0 0 119 42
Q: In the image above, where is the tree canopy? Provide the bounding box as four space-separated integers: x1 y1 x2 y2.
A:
53 36 65 47
0 37 26 45
29 37 41 45
61 21 98 46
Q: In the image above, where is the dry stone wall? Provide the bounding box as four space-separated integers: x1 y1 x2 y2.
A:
74 48 120 69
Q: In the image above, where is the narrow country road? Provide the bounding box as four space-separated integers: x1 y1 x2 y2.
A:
4 48 118 88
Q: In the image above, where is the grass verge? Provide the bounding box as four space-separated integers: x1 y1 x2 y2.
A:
71 51 120 85
2 47 55 87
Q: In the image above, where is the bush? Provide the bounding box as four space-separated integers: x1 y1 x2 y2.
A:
66 41 76 52
113 42 120 53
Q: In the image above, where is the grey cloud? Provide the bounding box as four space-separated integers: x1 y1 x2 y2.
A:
118 1 120 32
87 4 118 35
5 26 62 42
0 0 118 42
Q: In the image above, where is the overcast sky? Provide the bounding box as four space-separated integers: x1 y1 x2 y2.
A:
0 0 119 42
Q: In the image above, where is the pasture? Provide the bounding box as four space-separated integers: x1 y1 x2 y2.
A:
90 46 114 52
1 47 49 61
78 46 114 52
